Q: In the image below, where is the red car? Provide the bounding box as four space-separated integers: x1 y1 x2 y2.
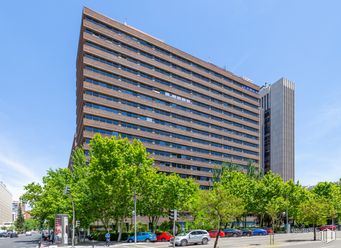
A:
156 232 173 242
319 225 336 231
263 227 273 233
209 230 225 238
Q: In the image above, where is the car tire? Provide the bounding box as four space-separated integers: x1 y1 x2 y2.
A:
202 238 208 245
233 233 237 237
181 239 187 246
161 238 166 242
145 238 150 242
128 239 133 243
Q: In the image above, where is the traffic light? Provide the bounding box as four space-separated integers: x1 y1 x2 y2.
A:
169 209 177 221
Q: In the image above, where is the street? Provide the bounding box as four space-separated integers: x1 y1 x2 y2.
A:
24 231 340 248
0 233 40 248
108 232 341 248
1 232 340 248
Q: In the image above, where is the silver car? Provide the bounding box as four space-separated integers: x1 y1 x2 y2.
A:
170 230 210 246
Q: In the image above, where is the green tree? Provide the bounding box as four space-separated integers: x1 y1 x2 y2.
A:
21 168 75 229
265 197 288 231
23 219 40 231
193 185 244 248
297 193 330 240
219 168 254 227
15 203 25 233
85 134 154 241
254 171 286 226
312 182 341 225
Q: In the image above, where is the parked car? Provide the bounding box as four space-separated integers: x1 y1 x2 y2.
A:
319 225 336 231
208 230 225 238
156 232 173 242
25 231 32 236
0 231 9 237
223 228 242 237
170 230 210 246
252 228 268 236
127 232 156 242
241 229 253 236
8 232 18 238
262 227 273 233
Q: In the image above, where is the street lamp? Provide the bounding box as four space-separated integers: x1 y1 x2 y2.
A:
133 163 142 244
133 193 137 243
64 186 75 248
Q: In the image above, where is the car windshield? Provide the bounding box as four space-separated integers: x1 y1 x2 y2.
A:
177 232 187 236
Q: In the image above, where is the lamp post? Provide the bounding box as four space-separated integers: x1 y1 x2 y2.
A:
64 186 75 248
133 192 137 243
133 163 142 244
286 206 289 233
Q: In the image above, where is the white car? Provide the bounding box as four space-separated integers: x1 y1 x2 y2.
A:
25 231 32 236
170 230 211 246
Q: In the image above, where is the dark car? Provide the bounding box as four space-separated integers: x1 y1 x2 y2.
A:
241 229 252 236
0 232 9 237
9 232 18 238
223 228 242 237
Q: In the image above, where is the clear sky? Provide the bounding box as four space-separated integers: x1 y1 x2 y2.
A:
0 0 340 200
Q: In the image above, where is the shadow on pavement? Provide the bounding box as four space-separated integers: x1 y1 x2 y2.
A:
284 239 315 242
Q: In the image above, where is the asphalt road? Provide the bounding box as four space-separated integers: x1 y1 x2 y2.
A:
99 231 341 248
0 234 40 248
4 232 339 248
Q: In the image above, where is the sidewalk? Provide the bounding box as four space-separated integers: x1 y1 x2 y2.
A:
37 240 136 248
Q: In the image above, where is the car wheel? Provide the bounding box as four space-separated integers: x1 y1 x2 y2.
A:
181 239 188 246
233 233 237 237
145 238 150 242
202 238 208 245
161 238 166 242
128 239 133 243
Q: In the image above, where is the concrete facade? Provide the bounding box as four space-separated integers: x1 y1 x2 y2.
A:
72 7 262 188
0 182 13 225
260 78 295 181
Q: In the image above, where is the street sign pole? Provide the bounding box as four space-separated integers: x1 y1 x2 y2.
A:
134 191 137 244
172 210 177 248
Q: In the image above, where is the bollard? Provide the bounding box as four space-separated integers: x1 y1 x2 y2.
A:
269 233 275 245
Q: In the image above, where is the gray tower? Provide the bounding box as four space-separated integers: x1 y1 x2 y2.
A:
260 78 295 181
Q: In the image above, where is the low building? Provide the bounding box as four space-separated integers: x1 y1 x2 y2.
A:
0 182 13 225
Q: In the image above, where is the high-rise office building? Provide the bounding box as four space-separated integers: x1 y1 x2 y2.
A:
0 182 12 225
72 8 261 188
259 78 295 181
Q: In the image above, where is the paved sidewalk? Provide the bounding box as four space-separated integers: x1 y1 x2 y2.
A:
37 232 341 248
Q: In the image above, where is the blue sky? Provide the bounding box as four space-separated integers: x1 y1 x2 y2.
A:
0 0 340 199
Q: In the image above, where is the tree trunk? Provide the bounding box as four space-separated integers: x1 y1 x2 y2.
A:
117 221 122 242
313 223 316 241
259 214 264 228
213 222 221 248
101 218 109 232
